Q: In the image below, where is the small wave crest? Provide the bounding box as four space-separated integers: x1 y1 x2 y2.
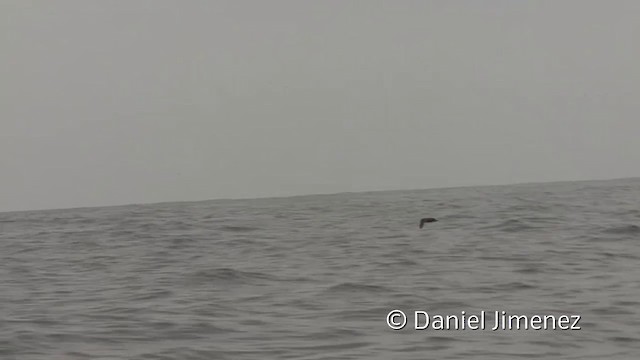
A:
186 267 276 285
322 282 392 295
602 224 640 235
481 219 537 232
219 226 259 232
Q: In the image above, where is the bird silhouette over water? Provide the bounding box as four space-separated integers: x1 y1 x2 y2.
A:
419 217 438 228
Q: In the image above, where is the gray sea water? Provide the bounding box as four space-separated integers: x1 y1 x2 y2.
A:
2 178 640 359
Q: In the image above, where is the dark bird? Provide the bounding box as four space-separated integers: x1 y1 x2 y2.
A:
419 217 438 228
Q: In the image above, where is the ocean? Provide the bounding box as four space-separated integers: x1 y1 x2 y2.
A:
1 178 640 359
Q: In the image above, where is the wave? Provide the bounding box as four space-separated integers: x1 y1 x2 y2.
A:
219 226 260 232
186 267 277 284
602 224 640 235
322 282 393 295
480 219 538 232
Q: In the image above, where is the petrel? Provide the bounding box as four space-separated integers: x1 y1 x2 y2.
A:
419 217 438 228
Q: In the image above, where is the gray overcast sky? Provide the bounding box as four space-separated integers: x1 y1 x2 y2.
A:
2 1 639 212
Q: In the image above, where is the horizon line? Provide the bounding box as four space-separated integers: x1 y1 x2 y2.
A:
1 175 638 215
